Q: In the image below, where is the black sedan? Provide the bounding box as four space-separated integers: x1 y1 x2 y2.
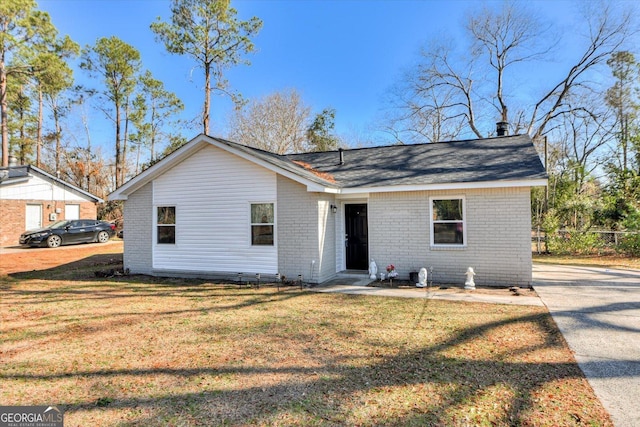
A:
19 220 116 248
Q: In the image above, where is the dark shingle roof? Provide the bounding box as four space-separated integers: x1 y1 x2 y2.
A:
210 136 343 187
284 134 546 188
110 134 547 201
0 165 29 180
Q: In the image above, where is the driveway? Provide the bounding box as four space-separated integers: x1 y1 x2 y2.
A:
533 263 640 427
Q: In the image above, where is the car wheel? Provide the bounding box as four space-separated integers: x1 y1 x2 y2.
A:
97 231 110 243
46 235 62 248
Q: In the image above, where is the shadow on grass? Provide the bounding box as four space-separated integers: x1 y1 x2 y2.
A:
7 253 124 281
1 254 617 425
1 300 613 426
5 251 296 293
0 283 308 348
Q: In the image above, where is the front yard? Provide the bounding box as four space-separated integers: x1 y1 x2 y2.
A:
0 244 612 426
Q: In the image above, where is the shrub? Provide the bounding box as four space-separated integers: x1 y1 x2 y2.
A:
546 230 604 255
617 233 640 257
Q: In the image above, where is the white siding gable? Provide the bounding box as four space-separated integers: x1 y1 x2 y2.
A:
0 174 90 202
152 144 278 274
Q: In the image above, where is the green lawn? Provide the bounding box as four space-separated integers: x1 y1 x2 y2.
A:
0 259 611 426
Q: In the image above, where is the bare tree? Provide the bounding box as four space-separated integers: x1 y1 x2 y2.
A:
228 89 311 154
528 2 633 140
383 60 468 144
549 93 616 183
388 1 635 142
468 3 552 126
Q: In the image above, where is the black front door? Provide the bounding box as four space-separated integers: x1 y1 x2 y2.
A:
345 204 368 270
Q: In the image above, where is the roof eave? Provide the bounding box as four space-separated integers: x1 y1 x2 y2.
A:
109 135 209 200
108 134 339 200
201 138 340 192
337 178 548 194
28 166 103 203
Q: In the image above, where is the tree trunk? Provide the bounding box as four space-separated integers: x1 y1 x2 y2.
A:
203 62 211 135
82 105 93 193
151 103 157 161
121 100 129 185
1 56 8 167
53 101 61 174
115 101 122 189
18 98 25 164
37 88 43 167
135 142 141 175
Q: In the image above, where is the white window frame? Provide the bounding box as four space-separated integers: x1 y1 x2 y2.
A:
249 202 276 247
155 205 176 245
429 196 466 248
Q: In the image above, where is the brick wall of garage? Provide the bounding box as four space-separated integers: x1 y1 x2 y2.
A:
0 200 97 247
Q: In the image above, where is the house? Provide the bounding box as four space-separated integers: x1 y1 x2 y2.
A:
109 132 547 287
0 160 103 247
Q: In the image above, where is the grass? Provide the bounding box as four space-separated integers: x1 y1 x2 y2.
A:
0 250 613 426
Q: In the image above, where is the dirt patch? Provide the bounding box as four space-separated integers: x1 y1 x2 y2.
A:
367 279 538 297
0 241 123 276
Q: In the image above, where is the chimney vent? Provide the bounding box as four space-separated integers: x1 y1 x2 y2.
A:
338 148 344 165
496 122 509 137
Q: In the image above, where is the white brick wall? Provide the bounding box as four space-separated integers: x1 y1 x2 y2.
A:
317 196 336 281
368 187 532 286
276 176 336 283
123 182 153 275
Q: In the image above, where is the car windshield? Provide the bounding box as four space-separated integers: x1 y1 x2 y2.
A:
48 220 71 229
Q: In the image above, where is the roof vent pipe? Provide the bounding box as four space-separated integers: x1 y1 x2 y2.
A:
496 121 509 137
338 148 344 165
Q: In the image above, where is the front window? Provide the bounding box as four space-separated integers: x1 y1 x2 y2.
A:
157 206 176 244
251 203 274 246
431 198 465 246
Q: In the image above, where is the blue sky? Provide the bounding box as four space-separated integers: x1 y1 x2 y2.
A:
37 0 628 151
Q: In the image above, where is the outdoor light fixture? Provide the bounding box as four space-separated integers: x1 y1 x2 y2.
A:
330 204 337 214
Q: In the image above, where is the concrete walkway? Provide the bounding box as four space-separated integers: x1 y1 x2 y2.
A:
312 275 544 306
533 263 640 427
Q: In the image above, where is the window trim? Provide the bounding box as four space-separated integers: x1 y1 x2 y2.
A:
156 205 176 245
429 196 466 248
249 202 276 247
